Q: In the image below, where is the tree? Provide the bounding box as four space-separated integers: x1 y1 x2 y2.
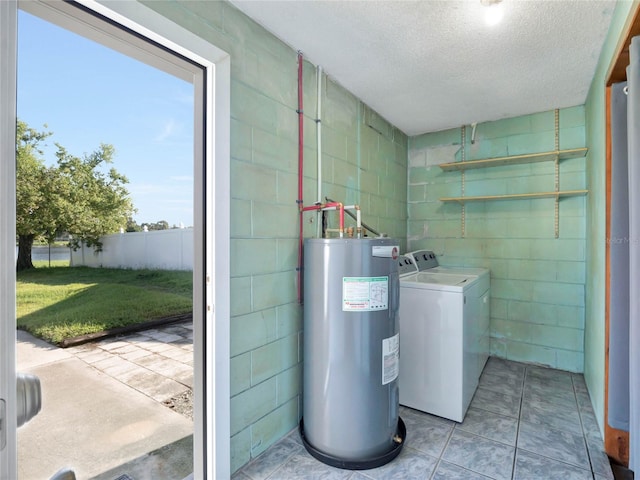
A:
142 220 170 231
125 217 142 232
16 121 54 271
16 120 134 271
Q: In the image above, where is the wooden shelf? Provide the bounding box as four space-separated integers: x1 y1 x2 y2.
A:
440 189 589 204
438 147 588 172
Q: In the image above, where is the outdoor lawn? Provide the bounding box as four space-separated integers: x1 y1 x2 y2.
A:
17 262 193 345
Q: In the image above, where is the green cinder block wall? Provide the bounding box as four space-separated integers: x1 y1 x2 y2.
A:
141 0 408 472
408 106 587 372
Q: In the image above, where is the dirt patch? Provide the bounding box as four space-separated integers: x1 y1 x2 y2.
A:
163 389 193 420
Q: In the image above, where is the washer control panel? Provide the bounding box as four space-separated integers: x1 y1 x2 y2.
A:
409 250 439 271
397 255 418 275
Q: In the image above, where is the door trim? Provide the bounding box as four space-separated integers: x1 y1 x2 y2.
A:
13 1 231 477
0 1 18 478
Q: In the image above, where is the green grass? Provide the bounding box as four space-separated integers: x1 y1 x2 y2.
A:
17 266 192 345
33 260 70 268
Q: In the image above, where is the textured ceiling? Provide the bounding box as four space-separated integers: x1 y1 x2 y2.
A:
229 0 616 136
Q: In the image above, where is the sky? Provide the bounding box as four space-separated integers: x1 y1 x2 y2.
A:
17 10 194 228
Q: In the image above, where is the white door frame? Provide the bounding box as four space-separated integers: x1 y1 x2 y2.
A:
1 1 231 477
0 1 18 478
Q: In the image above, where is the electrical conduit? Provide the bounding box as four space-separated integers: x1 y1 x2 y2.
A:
316 65 323 237
297 51 304 303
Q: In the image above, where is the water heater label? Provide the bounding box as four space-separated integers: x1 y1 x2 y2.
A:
382 333 399 385
342 276 388 312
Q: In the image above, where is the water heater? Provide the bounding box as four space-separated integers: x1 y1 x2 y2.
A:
300 237 405 469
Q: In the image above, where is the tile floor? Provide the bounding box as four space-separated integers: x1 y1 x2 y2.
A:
232 357 614 480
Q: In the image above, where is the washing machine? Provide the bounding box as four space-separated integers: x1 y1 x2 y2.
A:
398 250 490 422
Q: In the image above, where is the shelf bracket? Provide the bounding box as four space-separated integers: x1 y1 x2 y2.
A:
554 109 560 238
461 126 466 237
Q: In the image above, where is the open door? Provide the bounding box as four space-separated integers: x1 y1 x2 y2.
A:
605 2 640 468
2 1 231 477
0 1 18 478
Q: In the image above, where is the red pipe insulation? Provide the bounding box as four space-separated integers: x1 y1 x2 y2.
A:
302 202 345 235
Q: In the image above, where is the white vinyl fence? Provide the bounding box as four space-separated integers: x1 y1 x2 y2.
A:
70 228 193 271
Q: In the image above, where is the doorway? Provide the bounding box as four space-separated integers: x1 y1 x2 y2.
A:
1 1 231 478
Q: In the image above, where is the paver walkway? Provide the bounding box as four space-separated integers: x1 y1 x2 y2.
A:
65 321 194 406
17 321 195 479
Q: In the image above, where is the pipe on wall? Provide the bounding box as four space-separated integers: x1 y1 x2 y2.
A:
303 202 345 237
297 51 304 303
316 65 323 237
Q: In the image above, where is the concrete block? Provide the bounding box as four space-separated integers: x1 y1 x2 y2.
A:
507 131 556 156
409 184 426 202
276 239 298 273
532 281 585 307
506 341 556 368
560 105 586 129
231 239 277 277
276 364 302 405
556 305 585 329
529 110 555 133
230 308 277 356
466 218 508 238
322 125 348 161
231 160 277 202
276 303 302 339
559 171 587 191
529 324 584 352
492 318 531 343
324 80 359 138
230 276 252 316
253 271 297 310
559 126 586 150
492 278 534 302
250 398 298 458
507 217 555 239
333 158 358 187
252 202 298 238
252 128 297 173
231 377 277 435
556 260 586 284
508 300 532 323
556 350 584 373
231 118 253 162
491 298 508 320
481 115 531 139
231 352 251 396
231 428 251 474
251 334 299 385
410 127 459 149
531 239 585 261
231 199 252 238
277 171 298 205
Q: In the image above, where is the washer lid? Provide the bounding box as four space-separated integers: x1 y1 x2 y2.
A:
400 272 475 292
427 265 489 278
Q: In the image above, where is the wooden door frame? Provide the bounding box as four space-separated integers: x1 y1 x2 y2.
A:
604 3 640 465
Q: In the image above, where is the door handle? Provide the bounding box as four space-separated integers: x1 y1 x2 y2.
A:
1 374 42 453
49 467 76 480
17 372 41 427
15 374 76 480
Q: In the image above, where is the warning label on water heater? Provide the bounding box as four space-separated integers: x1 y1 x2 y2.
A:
342 276 388 312
382 333 399 385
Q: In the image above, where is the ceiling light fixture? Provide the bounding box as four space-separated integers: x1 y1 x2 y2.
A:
481 0 504 27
